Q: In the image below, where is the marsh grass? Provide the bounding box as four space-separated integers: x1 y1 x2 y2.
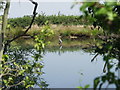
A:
5 27 24 39
50 25 103 38
5 25 103 40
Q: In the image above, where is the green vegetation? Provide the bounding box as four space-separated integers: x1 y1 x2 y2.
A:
8 14 90 28
80 2 120 89
7 14 103 40
1 1 120 89
6 24 103 40
8 16 32 28
1 23 53 89
6 14 104 40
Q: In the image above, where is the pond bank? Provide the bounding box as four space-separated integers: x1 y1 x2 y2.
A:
6 25 104 40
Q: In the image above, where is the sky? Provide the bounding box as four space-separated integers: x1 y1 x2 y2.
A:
11 0 82 2
5 0 117 18
9 0 82 18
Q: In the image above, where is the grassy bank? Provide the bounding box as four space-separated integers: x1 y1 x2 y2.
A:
6 24 103 40
6 14 104 40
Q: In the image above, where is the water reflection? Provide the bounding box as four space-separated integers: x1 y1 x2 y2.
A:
2 38 120 89
42 49 119 88
58 45 62 56
42 51 104 88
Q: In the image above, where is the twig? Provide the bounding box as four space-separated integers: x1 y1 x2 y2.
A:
103 61 107 73
91 53 99 62
7 80 24 89
0 73 17 78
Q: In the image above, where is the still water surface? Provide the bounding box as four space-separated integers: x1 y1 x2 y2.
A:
12 39 118 88
40 50 105 88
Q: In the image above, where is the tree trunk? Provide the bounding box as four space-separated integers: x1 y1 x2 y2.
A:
0 20 3 61
0 16 3 88
0 0 10 60
0 0 10 87
2 0 10 43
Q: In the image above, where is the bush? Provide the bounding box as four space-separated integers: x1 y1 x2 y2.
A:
8 16 32 28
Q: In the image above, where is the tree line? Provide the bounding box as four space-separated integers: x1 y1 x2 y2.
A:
8 14 90 28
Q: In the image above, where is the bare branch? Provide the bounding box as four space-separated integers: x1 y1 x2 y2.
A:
103 61 107 73
4 0 38 53
91 53 99 62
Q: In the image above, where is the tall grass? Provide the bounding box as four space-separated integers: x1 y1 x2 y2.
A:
6 24 103 40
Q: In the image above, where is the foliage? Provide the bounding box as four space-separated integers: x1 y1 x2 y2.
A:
1 49 45 89
1 23 53 89
8 14 91 28
80 2 120 33
80 1 120 89
92 38 120 89
5 27 24 39
59 28 103 38
35 14 89 26
77 84 90 89
34 21 54 52
8 16 32 28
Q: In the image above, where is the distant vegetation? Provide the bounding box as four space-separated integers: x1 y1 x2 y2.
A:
8 16 32 28
7 14 103 40
8 14 90 28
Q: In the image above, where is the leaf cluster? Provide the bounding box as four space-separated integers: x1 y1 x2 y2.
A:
80 2 120 33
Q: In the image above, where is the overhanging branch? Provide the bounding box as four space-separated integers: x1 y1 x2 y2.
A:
8 0 38 43
4 0 38 53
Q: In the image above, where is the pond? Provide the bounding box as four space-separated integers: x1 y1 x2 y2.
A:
35 48 117 88
42 50 103 88
4 38 119 89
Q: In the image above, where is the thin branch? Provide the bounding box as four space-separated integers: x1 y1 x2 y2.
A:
103 61 107 73
6 80 24 89
0 73 16 78
91 53 99 62
4 0 38 53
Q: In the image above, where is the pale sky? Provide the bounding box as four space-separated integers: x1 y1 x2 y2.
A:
11 0 82 2
9 2 82 18
10 0 118 2
6 0 116 18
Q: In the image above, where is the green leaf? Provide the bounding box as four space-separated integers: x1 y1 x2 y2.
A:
18 70 25 75
84 84 90 88
94 77 100 89
95 8 107 15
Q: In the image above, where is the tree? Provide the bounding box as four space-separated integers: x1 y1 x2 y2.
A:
0 0 10 62
80 1 120 89
0 0 39 89
0 0 54 89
